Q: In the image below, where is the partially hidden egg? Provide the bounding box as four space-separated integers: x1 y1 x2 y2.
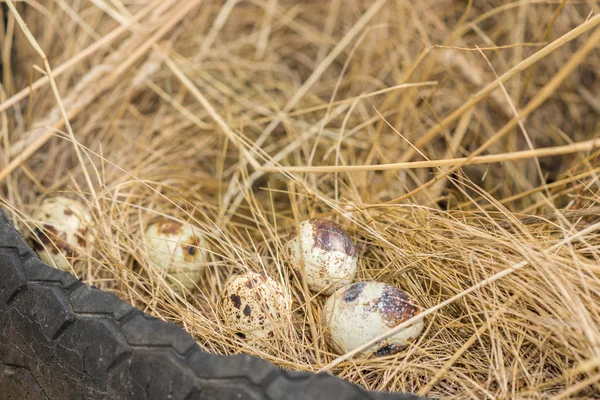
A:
144 218 208 289
322 281 424 356
219 270 291 341
286 218 358 295
31 196 93 271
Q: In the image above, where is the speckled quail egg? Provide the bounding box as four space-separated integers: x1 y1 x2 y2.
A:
322 281 424 356
144 218 208 289
286 218 358 295
31 196 93 271
219 270 291 341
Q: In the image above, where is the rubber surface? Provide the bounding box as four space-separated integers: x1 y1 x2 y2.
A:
0 209 423 400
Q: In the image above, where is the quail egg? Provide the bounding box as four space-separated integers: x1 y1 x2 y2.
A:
31 197 93 271
144 218 208 289
322 281 424 356
286 218 358 295
219 270 291 341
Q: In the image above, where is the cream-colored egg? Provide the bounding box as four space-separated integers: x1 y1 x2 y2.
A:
322 281 424 356
219 270 291 341
144 219 208 289
286 219 358 295
31 197 93 271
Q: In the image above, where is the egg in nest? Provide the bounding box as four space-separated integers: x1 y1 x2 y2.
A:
219 270 291 342
322 281 424 356
144 218 208 289
286 218 358 295
31 197 93 271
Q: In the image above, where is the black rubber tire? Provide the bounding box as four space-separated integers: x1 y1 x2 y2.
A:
0 209 423 400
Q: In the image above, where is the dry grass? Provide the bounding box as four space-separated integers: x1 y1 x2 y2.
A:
2 0 600 398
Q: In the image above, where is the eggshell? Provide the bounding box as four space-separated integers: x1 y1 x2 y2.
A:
219 270 291 341
144 219 208 289
286 218 358 294
322 281 424 356
31 197 93 271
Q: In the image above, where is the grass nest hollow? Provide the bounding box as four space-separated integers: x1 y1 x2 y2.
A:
2 1 600 398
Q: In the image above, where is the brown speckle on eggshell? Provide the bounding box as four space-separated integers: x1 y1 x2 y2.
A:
230 294 242 309
378 285 420 328
309 218 357 257
343 281 366 302
156 220 183 236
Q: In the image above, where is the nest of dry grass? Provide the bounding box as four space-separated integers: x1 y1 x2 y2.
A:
2 0 600 398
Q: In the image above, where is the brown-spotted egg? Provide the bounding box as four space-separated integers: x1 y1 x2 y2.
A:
219 270 291 341
322 281 424 356
31 196 93 271
286 218 358 295
144 218 208 289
